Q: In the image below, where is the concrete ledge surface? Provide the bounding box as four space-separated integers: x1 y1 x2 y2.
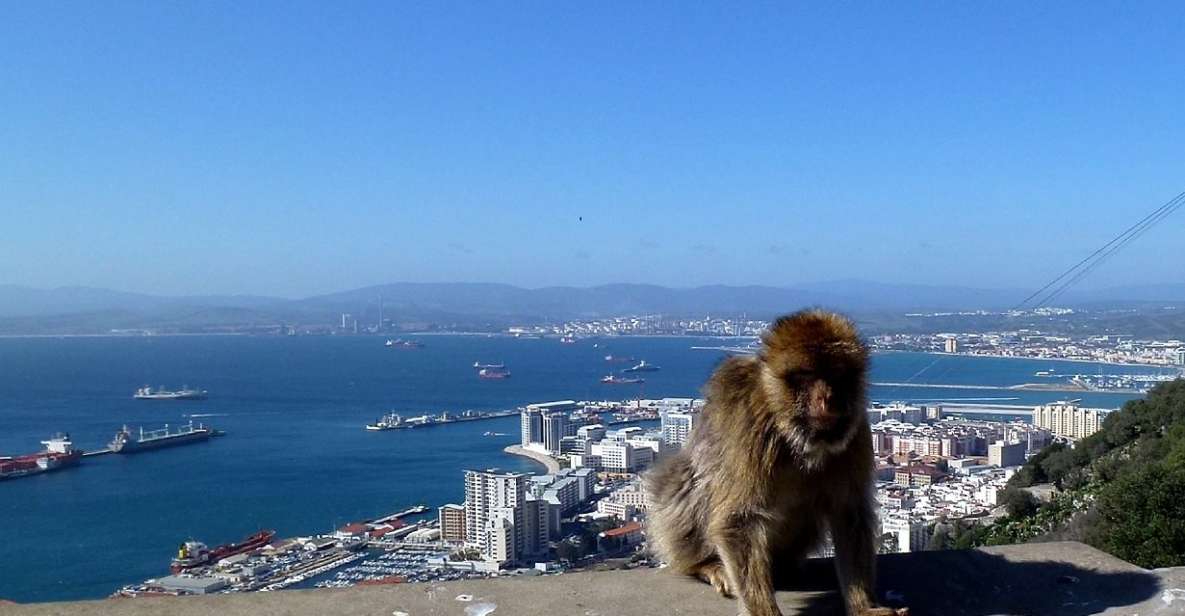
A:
4 542 1185 616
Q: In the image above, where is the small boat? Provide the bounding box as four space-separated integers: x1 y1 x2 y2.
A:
601 375 644 385
560 335 576 344
623 360 660 373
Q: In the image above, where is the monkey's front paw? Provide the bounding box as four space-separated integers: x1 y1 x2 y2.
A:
855 607 909 616
696 562 734 598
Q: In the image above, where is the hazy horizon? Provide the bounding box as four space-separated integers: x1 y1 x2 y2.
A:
4 276 1184 303
3 3 1183 297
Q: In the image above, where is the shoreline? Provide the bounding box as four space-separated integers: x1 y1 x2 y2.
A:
503 445 561 474
872 349 1182 372
0 331 757 340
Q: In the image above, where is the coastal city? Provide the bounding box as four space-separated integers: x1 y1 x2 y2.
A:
356 307 1185 375
6 4 1185 613
4 309 1184 605
871 330 1185 369
100 392 1118 598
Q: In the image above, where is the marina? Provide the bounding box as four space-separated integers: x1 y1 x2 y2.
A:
113 505 459 598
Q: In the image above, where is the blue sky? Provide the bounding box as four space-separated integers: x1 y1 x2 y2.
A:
1 2 1182 297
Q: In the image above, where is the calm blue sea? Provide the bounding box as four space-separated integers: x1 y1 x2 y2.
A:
0 334 1169 603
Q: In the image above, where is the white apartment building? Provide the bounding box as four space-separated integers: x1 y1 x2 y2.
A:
881 514 931 553
464 469 527 564
662 410 699 446
1033 402 1107 439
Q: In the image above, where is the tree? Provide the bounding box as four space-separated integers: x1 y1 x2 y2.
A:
1090 459 1185 568
1002 488 1040 519
555 539 580 563
927 523 953 551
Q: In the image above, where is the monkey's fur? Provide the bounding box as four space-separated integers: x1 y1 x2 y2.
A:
646 310 907 616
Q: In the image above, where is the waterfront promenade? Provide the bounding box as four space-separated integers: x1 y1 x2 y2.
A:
503 445 561 473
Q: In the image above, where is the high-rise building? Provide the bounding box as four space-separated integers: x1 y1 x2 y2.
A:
522 496 551 557
1033 402 1107 440
662 410 699 446
542 412 568 454
988 440 1026 468
944 338 958 353
521 408 543 447
879 403 924 424
882 515 930 553
520 401 579 450
564 468 596 502
1176 347 1185 366
438 503 466 543
341 313 351 329
485 509 517 564
576 424 606 442
464 469 527 564
590 440 654 473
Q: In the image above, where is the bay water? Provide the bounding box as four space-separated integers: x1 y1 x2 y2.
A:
0 334 1163 602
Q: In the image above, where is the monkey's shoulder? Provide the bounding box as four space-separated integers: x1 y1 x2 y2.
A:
704 355 762 405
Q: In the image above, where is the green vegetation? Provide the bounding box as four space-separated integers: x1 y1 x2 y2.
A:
968 378 1185 568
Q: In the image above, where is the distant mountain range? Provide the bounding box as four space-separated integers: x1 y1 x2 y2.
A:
0 281 1183 334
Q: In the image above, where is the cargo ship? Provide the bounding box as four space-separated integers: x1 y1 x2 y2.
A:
601 375 644 384
478 367 511 379
109 421 215 453
134 386 208 400
622 360 660 372
171 530 276 573
604 354 635 363
473 361 505 369
0 434 83 480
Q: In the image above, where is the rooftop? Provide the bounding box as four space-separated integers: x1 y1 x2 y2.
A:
4 542 1182 616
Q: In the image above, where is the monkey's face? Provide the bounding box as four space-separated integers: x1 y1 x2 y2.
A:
781 364 863 445
760 310 869 450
